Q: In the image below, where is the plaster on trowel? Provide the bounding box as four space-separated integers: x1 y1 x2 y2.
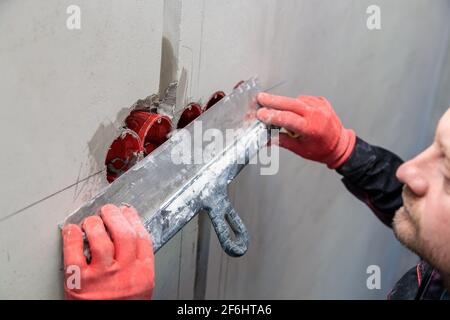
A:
62 78 271 257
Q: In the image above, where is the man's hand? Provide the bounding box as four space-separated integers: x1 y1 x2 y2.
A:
62 204 155 300
257 93 356 169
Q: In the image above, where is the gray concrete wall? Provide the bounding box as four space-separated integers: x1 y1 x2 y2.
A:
167 0 449 299
0 0 197 299
1 0 449 300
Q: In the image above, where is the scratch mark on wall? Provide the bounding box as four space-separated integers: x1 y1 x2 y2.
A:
72 160 104 203
196 0 206 95
180 46 194 100
0 170 104 223
176 230 184 299
73 162 84 201
73 109 133 202
218 244 224 298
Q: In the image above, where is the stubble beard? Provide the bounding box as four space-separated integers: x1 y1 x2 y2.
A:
393 206 422 255
393 204 450 291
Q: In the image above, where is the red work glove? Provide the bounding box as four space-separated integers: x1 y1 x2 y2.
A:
256 93 356 169
62 204 155 300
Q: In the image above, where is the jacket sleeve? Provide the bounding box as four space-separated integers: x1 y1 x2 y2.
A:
335 137 404 227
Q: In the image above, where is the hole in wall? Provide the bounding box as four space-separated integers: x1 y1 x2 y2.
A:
105 110 172 183
104 81 243 183
125 110 172 156
105 129 143 183
177 103 202 129
204 91 225 111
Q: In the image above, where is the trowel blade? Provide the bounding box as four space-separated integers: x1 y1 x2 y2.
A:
63 78 264 253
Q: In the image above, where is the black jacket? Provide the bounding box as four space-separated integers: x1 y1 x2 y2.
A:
336 137 449 300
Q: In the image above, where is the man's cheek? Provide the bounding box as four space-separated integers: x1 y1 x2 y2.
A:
428 192 450 226
420 199 450 247
422 207 450 271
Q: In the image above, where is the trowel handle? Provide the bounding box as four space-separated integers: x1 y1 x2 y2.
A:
207 198 249 257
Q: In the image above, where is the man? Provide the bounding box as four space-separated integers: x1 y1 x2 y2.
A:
256 92 450 300
63 92 450 299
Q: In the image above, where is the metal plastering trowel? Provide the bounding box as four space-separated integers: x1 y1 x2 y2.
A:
62 78 270 257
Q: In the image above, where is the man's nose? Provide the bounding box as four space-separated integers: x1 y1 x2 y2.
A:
396 158 428 197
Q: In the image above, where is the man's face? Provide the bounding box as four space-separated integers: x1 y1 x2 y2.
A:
394 108 450 273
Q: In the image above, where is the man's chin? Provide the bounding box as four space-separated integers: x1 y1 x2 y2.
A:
393 207 420 253
394 206 450 283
